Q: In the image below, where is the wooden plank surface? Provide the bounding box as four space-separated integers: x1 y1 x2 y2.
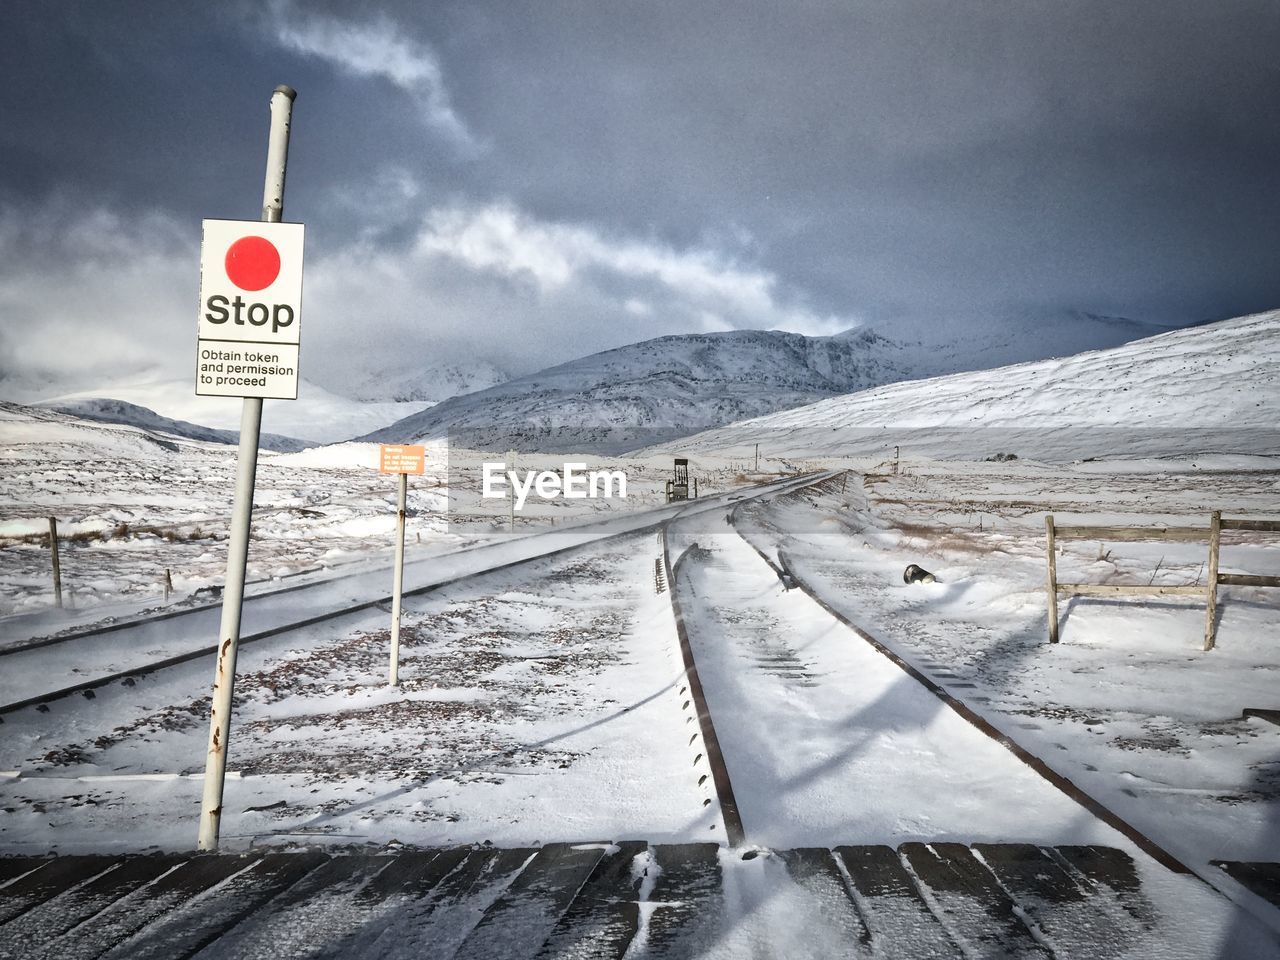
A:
1053 846 1155 925
0 856 118 924
975 843 1140 958
196 853 431 960
0 844 1183 958
834 845 959 959
643 843 722 959
1220 519 1280 532
348 848 535 960
533 841 647 959
1056 583 1204 597
779 848 871 959
452 843 609 960
1211 861 1280 908
101 852 330 960
1052 526 1207 542
1217 573 1280 588
0 855 181 955
50 854 258 960
0 858 46 889
900 843 1051 959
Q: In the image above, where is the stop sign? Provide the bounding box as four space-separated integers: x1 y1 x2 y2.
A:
196 219 305 399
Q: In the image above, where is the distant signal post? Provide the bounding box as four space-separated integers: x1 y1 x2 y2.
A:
381 444 425 686
197 86 302 852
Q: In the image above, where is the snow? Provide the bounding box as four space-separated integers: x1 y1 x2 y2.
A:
0 530 716 852
2 308 1280 950
669 309 1280 461
669 509 1122 849
361 328 914 452
733 470 1280 901
37 378 434 445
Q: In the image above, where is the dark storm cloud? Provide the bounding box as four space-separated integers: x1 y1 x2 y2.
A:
1 1 1278 396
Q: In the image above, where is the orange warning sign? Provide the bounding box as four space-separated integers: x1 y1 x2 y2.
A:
379 444 426 474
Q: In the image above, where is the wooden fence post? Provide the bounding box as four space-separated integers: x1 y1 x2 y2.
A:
48 517 63 609
1204 510 1221 651
1045 514 1059 643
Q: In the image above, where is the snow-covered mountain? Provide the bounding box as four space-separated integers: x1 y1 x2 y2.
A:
1 400 249 460
361 328 912 452
39 398 308 453
339 359 510 403
9 308 1183 451
360 311 1183 453
892 310 1179 378
667 310 1280 462
37 379 432 446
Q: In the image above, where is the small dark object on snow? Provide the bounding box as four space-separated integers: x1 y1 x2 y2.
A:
244 799 288 813
903 564 937 584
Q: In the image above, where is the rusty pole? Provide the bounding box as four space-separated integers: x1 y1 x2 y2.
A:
198 85 296 851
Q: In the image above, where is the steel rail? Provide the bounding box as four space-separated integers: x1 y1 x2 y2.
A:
724 472 1195 877
1 474 826 717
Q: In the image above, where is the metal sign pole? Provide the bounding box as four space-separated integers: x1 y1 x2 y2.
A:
198 85 296 852
389 471 408 686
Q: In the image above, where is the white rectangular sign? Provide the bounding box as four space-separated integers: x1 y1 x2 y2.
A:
196 218 304 399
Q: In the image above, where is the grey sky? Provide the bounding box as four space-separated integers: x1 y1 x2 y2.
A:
2 1 1278 396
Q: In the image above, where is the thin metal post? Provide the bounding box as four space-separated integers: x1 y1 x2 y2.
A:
1045 514 1059 643
754 444 759 472
48 517 63 609
389 471 408 686
1204 510 1221 652
198 84 296 852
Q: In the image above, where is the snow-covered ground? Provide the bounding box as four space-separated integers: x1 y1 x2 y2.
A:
0 401 753 624
734 469 1280 874
667 507 1122 850
0 532 717 853
37 379 434 446
0 409 452 620
3 307 1279 951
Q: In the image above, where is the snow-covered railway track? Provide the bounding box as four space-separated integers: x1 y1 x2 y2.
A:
0 472 833 854
713 473 1280 937
666 476 1164 843
0 474 828 717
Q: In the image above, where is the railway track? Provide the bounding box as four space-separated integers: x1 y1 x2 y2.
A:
0 473 830 717
696 472 1279 937
3 467 1275 956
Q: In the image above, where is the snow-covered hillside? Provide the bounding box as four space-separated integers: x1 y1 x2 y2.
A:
668 310 1280 461
363 329 914 451
361 311 1188 453
40 398 307 453
39 379 431 446
896 309 1180 376
340 358 510 403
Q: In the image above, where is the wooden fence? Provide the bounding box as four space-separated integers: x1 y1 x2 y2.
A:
1045 512 1280 651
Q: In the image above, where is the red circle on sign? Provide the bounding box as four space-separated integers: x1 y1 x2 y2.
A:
224 236 281 291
